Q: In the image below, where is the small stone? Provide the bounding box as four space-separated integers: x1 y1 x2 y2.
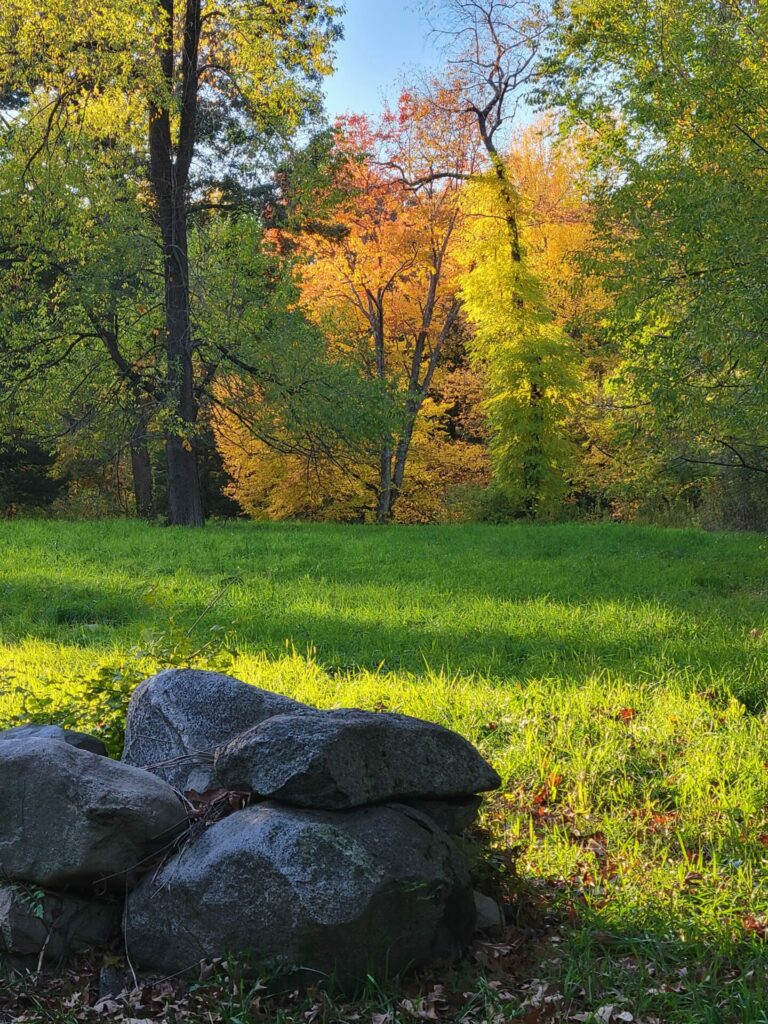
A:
473 891 504 931
98 964 135 1000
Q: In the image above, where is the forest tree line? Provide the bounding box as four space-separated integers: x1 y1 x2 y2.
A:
0 0 766 528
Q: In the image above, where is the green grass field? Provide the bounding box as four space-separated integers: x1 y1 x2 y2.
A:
1 520 768 1023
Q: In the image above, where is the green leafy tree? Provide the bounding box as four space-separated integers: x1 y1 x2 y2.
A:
0 131 386 519
0 0 341 524
547 0 768 497
196 213 391 468
0 129 165 517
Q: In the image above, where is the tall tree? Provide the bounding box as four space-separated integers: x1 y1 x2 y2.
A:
0 134 380 519
0 130 165 518
546 0 768 488
428 0 582 515
294 93 480 523
0 0 340 524
457 122 589 514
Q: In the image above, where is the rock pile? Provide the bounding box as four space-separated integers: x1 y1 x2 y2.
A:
0 669 501 983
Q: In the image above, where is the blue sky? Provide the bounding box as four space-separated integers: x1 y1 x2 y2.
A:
323 1 439 120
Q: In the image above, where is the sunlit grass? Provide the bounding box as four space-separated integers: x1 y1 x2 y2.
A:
1 519 767 1022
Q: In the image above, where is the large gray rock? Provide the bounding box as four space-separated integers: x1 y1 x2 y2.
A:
0 884 119 966
125 802 475 982
0 738 187 889
122 669 313 793
214 709 500 809
0 723 107 756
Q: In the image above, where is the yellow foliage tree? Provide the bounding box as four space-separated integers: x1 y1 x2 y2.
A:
458 121 597 516
215 389 489 523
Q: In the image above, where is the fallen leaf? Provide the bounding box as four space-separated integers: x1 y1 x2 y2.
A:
744 913 768 939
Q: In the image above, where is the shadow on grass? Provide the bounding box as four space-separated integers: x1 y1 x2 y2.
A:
519 879 768 1024
0 574 765 716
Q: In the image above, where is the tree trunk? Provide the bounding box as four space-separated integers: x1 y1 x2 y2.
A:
162 193 203 526
376 443 393 524
130 413 155 520
387 409 418 520
376 403 420 523
148 0 205 527
372 300 393 525
371 293 457 524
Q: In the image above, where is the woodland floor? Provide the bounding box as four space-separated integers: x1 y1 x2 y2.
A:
1 520 767 1023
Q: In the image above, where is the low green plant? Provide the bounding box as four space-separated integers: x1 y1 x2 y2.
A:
6 882 46 920
8 579 239 756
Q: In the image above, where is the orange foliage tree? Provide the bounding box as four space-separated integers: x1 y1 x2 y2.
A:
216 89 489 523
298 92 486 522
